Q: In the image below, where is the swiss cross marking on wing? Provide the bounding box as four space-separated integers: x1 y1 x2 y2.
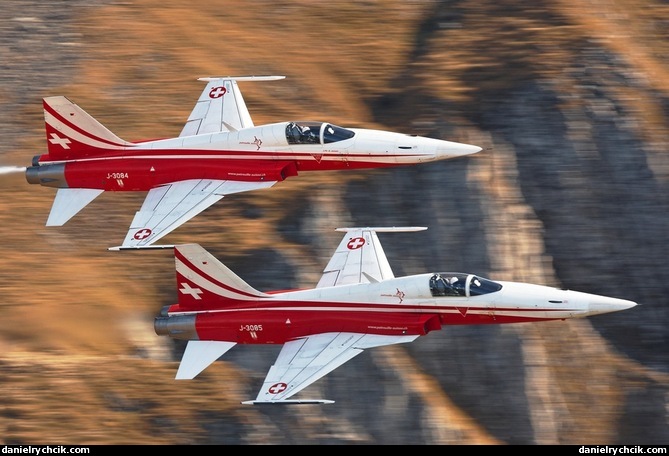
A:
347 237 365 250
133 228 152 240
209 86 227 98
268 382 288 394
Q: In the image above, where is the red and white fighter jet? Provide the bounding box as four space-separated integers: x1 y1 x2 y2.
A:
25 77 481 248
154 227 637 404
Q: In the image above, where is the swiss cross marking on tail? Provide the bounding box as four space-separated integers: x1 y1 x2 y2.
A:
347 237 365 250
179 282 203 300
49 133 71 149
209 86 227 99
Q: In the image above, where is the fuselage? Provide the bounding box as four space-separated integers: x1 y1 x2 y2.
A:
26 121 481 190
155 272 637 345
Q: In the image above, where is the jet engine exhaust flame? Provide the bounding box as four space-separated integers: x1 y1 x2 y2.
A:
0 166 27 175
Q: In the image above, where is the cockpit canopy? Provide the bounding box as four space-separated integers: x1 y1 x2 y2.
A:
286 122 355 145
429 273 502 298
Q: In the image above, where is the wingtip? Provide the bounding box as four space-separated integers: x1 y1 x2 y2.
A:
335 226 428 232
108 244 176 251
197 75 286 82
241 399 335 405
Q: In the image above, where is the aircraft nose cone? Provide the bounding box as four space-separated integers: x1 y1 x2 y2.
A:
436 142 482 158
589 297 637 315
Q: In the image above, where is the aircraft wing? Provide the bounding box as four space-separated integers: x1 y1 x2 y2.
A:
316 226 428 288
113 179 277 249
180 76 285 137
242 332 419 405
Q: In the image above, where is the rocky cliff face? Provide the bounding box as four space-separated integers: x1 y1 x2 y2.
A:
0 0 666 445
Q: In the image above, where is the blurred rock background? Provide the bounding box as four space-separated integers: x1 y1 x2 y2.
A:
0 0 667 445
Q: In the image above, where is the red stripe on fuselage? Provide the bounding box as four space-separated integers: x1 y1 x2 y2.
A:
39 139 428 165
170 295 581 319
181 298 582 314
194 310 438 343
190 307 565 343
58 158 294 190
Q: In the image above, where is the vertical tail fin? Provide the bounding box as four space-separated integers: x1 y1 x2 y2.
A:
42 96 131 161
174 244 271 311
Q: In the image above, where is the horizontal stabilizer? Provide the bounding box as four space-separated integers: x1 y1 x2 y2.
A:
175 340 236 380
46 188 104 226
241 399 335 405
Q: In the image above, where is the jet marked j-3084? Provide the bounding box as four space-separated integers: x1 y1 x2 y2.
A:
26 76 481 249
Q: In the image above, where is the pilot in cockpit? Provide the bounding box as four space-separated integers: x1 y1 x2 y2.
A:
300 126 319 143
287 122 319 144
287 122 301 143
